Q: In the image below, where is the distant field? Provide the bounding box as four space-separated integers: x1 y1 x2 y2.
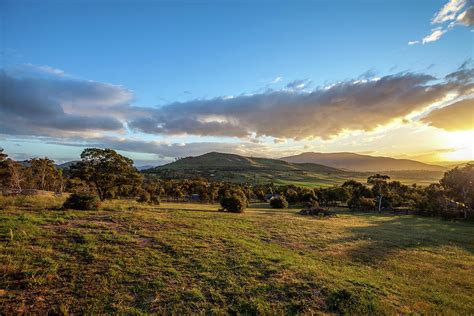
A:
1 199 473 314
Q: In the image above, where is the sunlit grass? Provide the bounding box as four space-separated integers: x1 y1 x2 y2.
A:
1 198 473 314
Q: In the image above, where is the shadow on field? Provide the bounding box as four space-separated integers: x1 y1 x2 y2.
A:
334 213 474 263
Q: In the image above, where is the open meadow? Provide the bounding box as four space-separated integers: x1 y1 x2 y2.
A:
1 196 473 314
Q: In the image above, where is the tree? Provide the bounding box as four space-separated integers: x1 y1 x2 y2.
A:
440 163 474 214
69 148 142 200
29 157 60 191
343 180 374 211
0 149 10 190
367 174 390 212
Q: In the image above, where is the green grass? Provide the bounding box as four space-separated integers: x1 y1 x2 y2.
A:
1 198 473 314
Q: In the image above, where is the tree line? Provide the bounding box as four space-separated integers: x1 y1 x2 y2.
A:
0 147 472 219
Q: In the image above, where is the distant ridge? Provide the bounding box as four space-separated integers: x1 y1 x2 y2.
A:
148 152 340 173
281 152 446 172
143 152 444 186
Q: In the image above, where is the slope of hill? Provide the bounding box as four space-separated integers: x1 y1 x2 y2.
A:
281 152 446 172
144 152 444 187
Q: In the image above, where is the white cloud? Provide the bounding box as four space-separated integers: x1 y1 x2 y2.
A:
270 76 283 84
422 28 447 44
432 0 466 24
409 0 472 45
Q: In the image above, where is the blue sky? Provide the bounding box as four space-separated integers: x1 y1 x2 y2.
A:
1 0 473 165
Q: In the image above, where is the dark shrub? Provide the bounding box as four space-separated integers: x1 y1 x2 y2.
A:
220 191 247 213
270 196 288 209
150 194 160 205
348 196 375 211
63 193 100 210
136 190 151 203
299 206 335 217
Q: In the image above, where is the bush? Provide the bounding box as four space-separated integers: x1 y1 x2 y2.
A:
299 206 335 217
270 196 288 209
220 191 247 213
63 193 100 210
136 190 151 203
150 194 160 205
348 196 375 211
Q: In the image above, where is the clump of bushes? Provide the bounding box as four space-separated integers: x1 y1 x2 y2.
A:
270 196 288 209
220 190 247 213
136 190 151 203
63 193 100 210
299 205 335 217
136 189 160 205
348 197 375 211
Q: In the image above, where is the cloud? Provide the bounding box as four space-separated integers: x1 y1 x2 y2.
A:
410 0 473 45
129 68 473 140
421 98 474 131
285 79 312 90
432 0 467 24
457 5 474 25
47 137 270 159
422 28 447 44
270 76 283 84
0 66 133 137
2 63 473 151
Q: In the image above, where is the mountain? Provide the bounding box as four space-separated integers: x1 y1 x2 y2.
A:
144 152 351 187
144 152 444 187
280 152 446 172
57 161 79 170
148 152 340 172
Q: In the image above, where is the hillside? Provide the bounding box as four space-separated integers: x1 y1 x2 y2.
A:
144 152 444 187
151 152 339 172
281 152 446 172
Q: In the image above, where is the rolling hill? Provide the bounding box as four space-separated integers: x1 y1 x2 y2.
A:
144 152 444 187
281 152 446 172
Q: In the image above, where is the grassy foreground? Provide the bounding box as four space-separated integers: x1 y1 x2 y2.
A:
1 198 473 314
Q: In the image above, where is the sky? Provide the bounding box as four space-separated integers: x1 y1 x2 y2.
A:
0 0 473 166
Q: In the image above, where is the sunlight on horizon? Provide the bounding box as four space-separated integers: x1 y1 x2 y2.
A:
440 130 474 161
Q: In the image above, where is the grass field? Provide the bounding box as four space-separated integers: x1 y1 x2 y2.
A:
1 198 473 314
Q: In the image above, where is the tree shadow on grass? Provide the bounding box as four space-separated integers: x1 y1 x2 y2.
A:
329 213 474 264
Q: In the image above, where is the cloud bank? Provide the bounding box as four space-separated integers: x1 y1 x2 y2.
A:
129 68 473 140
1 63 473 159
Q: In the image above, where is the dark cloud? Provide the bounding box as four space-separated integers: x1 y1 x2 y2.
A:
458 5 474 25
0 68 129 137
130 69 473 140
46 137 269 160
421 98 474 131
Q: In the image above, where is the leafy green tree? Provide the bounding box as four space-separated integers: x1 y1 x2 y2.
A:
70 148 142 200
367 174 390 212
29 157 60 191
440 163 474 213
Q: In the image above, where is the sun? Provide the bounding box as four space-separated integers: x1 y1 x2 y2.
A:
441 130 474 161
